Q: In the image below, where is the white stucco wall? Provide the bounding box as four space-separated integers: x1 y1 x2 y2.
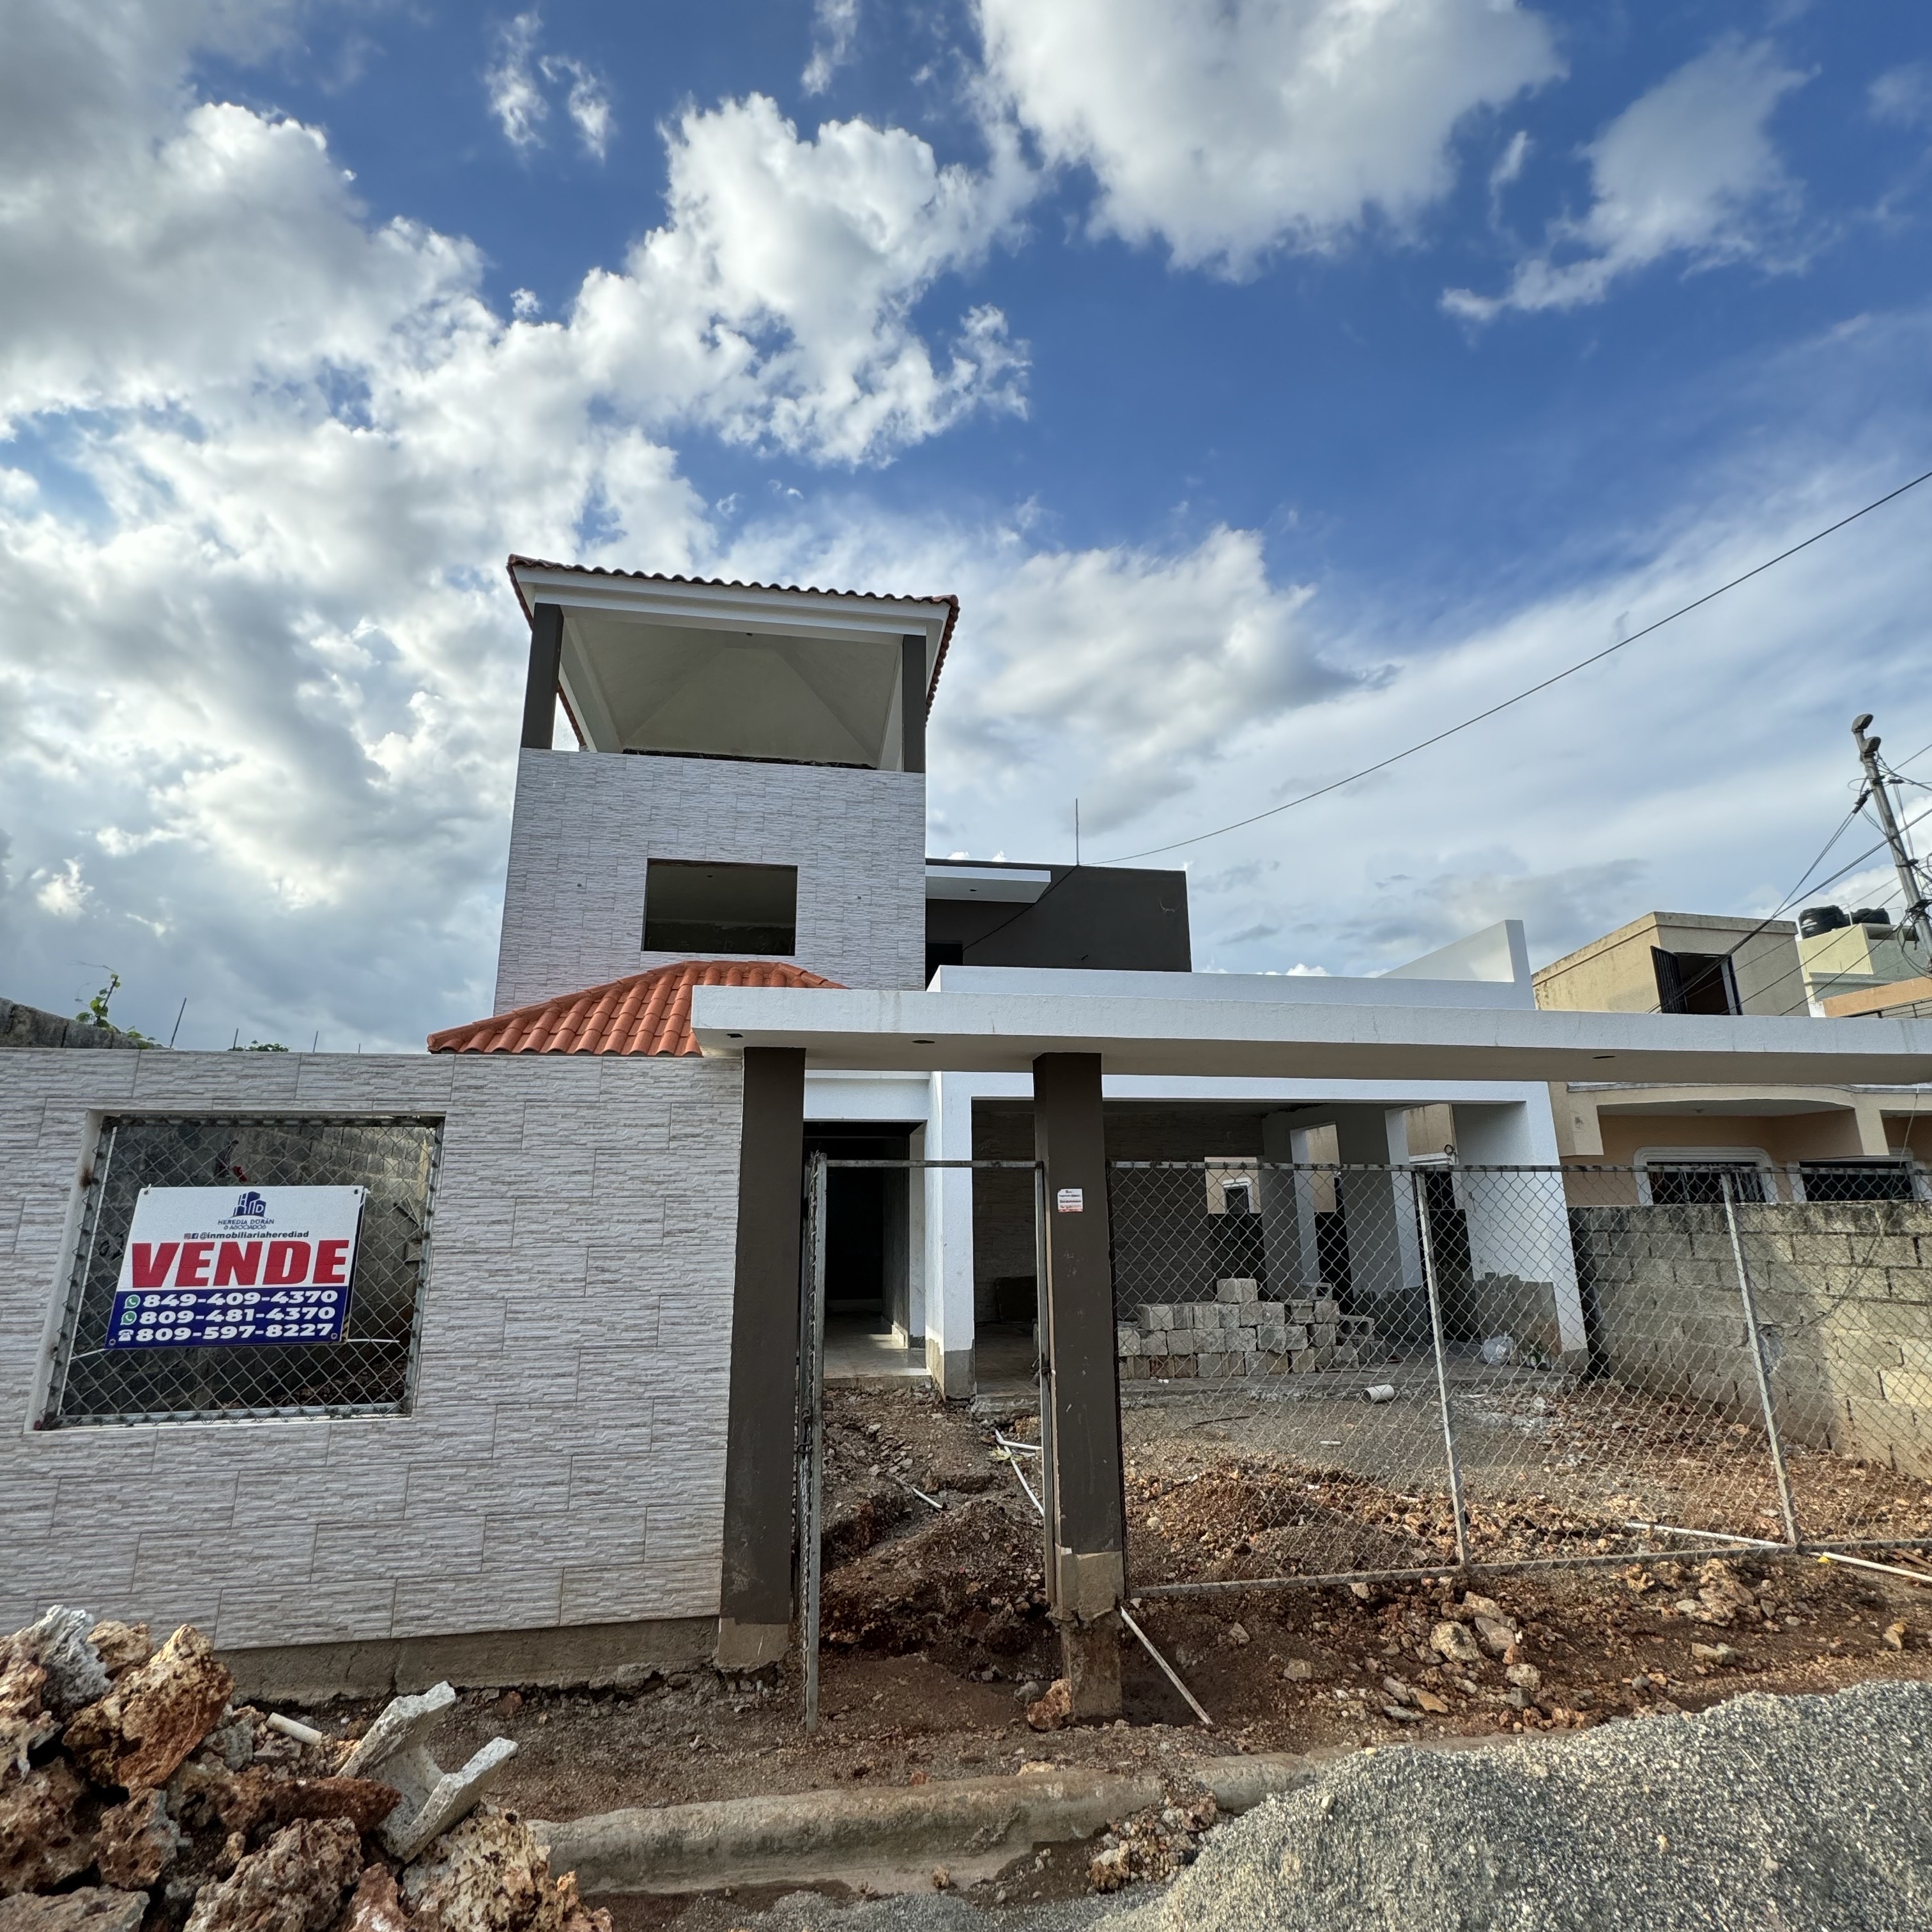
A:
0 1047 742 1655
494 749 927 1011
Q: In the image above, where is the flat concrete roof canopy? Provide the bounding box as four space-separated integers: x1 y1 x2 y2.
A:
687 985 1932 1085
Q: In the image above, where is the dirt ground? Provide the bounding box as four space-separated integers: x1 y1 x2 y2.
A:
284 1383 1932 1919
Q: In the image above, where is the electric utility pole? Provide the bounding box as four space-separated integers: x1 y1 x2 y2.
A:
1852 712 1929 947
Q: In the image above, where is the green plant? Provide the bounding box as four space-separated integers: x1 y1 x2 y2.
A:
73 972 157 1046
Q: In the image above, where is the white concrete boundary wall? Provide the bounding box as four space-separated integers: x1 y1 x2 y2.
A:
0 1049 741 1657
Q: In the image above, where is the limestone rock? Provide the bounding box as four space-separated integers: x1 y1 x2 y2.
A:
65 1625 233 1793
1025 1678 1073 1731
0 1639 56 1777
551 1873 610 1932
95 1790 180 1889
0 1889 147 1932
1461 1593 1505 1621
183 1818 362 1932
17 1610 112 1720
87 1625 153 1682
0 1758 95 1896
1429 1621 1482 1666
240 1774 402 1837
402 1807 561 1932
1473 1615 1519 1659
339 1866 411 1932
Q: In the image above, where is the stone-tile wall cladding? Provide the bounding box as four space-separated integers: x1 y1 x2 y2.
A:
494 748 928 1011
1574 1202 1932 1479
0 1048 742 1654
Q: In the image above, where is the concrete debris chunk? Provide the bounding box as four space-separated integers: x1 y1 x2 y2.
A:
0 1890 148 1932
1472 1616 1519 1659
183 1817 362 1932
218 1770 402 1839
94 1790 180 1890
17 1611 111 1721
0 1758 95 1896
64 1626 233 1794
340 1683 516 1861
84 1626 151 1683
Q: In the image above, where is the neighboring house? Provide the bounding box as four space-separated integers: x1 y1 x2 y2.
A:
1536 910 1931 1200
1798 906 1930 1014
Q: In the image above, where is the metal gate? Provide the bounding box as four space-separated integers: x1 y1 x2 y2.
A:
794 1153 1045 1730
1107 1160 1932 1596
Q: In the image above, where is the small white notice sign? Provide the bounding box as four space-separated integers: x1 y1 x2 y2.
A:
1056 1187 1084 1213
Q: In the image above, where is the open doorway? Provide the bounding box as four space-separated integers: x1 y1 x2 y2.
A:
803 1123 919 1363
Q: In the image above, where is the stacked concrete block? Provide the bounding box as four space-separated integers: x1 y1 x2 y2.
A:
1117 1281 1372 1381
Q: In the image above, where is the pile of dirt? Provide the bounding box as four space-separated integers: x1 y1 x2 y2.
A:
0 1606 606 1932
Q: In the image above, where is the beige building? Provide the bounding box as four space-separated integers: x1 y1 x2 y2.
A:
1536 910 1929 1199
1801 916 1929 1013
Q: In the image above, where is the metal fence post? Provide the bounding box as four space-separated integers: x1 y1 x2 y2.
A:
1413 1169 1471 1570
1720 1172 1801 1549
799 1151 829 1731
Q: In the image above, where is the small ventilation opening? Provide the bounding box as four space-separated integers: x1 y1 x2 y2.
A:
644 861 797 956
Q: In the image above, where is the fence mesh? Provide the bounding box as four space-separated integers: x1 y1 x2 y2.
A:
45 1115 442 1426
1108 1160 1932 1592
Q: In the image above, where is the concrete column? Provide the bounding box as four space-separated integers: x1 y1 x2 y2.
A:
922 1073 976 1397
1333 1107 1423 1303
905 1122 928 1344
1034 1052 1124 1719
717 1048 806 1671
521 602 564 751
1259 1111 1318 1291
1451 1100 1586 1358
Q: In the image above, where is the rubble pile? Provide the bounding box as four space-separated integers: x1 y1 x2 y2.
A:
0 1607 610 1932
1087 1793 1219 1893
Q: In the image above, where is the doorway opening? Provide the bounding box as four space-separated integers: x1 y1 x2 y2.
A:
803 1123 919 1365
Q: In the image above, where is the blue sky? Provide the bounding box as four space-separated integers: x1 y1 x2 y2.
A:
3 0 1931 1048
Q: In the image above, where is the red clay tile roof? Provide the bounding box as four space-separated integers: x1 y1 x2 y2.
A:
504 555 958 712
428 959 843 1059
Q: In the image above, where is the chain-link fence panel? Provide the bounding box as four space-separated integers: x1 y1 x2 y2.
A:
1713 1192 1932 1552
1108 1160 1932 1594
45 1115 442 1426
1448 1166 1793 1567
1111 1161 1461 1588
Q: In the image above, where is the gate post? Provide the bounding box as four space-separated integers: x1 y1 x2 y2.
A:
717 1046 808 1671
1033 1052 1125 1719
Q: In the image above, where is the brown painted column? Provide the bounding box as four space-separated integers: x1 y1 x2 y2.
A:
716 1047 807 1670
521 602 564 750
1034 1052 1125 1717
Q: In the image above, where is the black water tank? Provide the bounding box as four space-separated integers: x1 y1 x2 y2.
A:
1851 907 1893 928
1798 905 1850 937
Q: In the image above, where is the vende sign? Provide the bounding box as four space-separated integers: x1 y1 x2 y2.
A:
108 1186 367 1349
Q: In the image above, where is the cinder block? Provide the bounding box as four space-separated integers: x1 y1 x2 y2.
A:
1197 1353 1236 1378
1333 1345 1361 1368
1283 1323 1310 1351
1121 1356 1151 1381
1215 1278 1261 1303
1116 1326 1142 1356
1230 1327 1258 1352
1312 1298 1338 1322
1289 1350 1316 1373
1142 1304 1176 1332
1288 1300 1316 1323
1312 1323 1337 1348
1256 1326 1288 1354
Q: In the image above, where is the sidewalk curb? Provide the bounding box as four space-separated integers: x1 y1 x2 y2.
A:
533 1766 1165 1896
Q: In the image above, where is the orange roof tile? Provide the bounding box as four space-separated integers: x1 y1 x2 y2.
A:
428 959 843 1059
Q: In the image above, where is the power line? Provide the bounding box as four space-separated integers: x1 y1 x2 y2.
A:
1097 464 1932 866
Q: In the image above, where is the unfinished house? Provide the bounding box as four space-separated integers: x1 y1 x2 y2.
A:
3 556 1926 1696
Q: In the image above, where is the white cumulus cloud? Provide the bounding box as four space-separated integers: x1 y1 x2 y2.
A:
1445 38 1807 320
976 0 1560 272
484 10 614 161
803 0 861 94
